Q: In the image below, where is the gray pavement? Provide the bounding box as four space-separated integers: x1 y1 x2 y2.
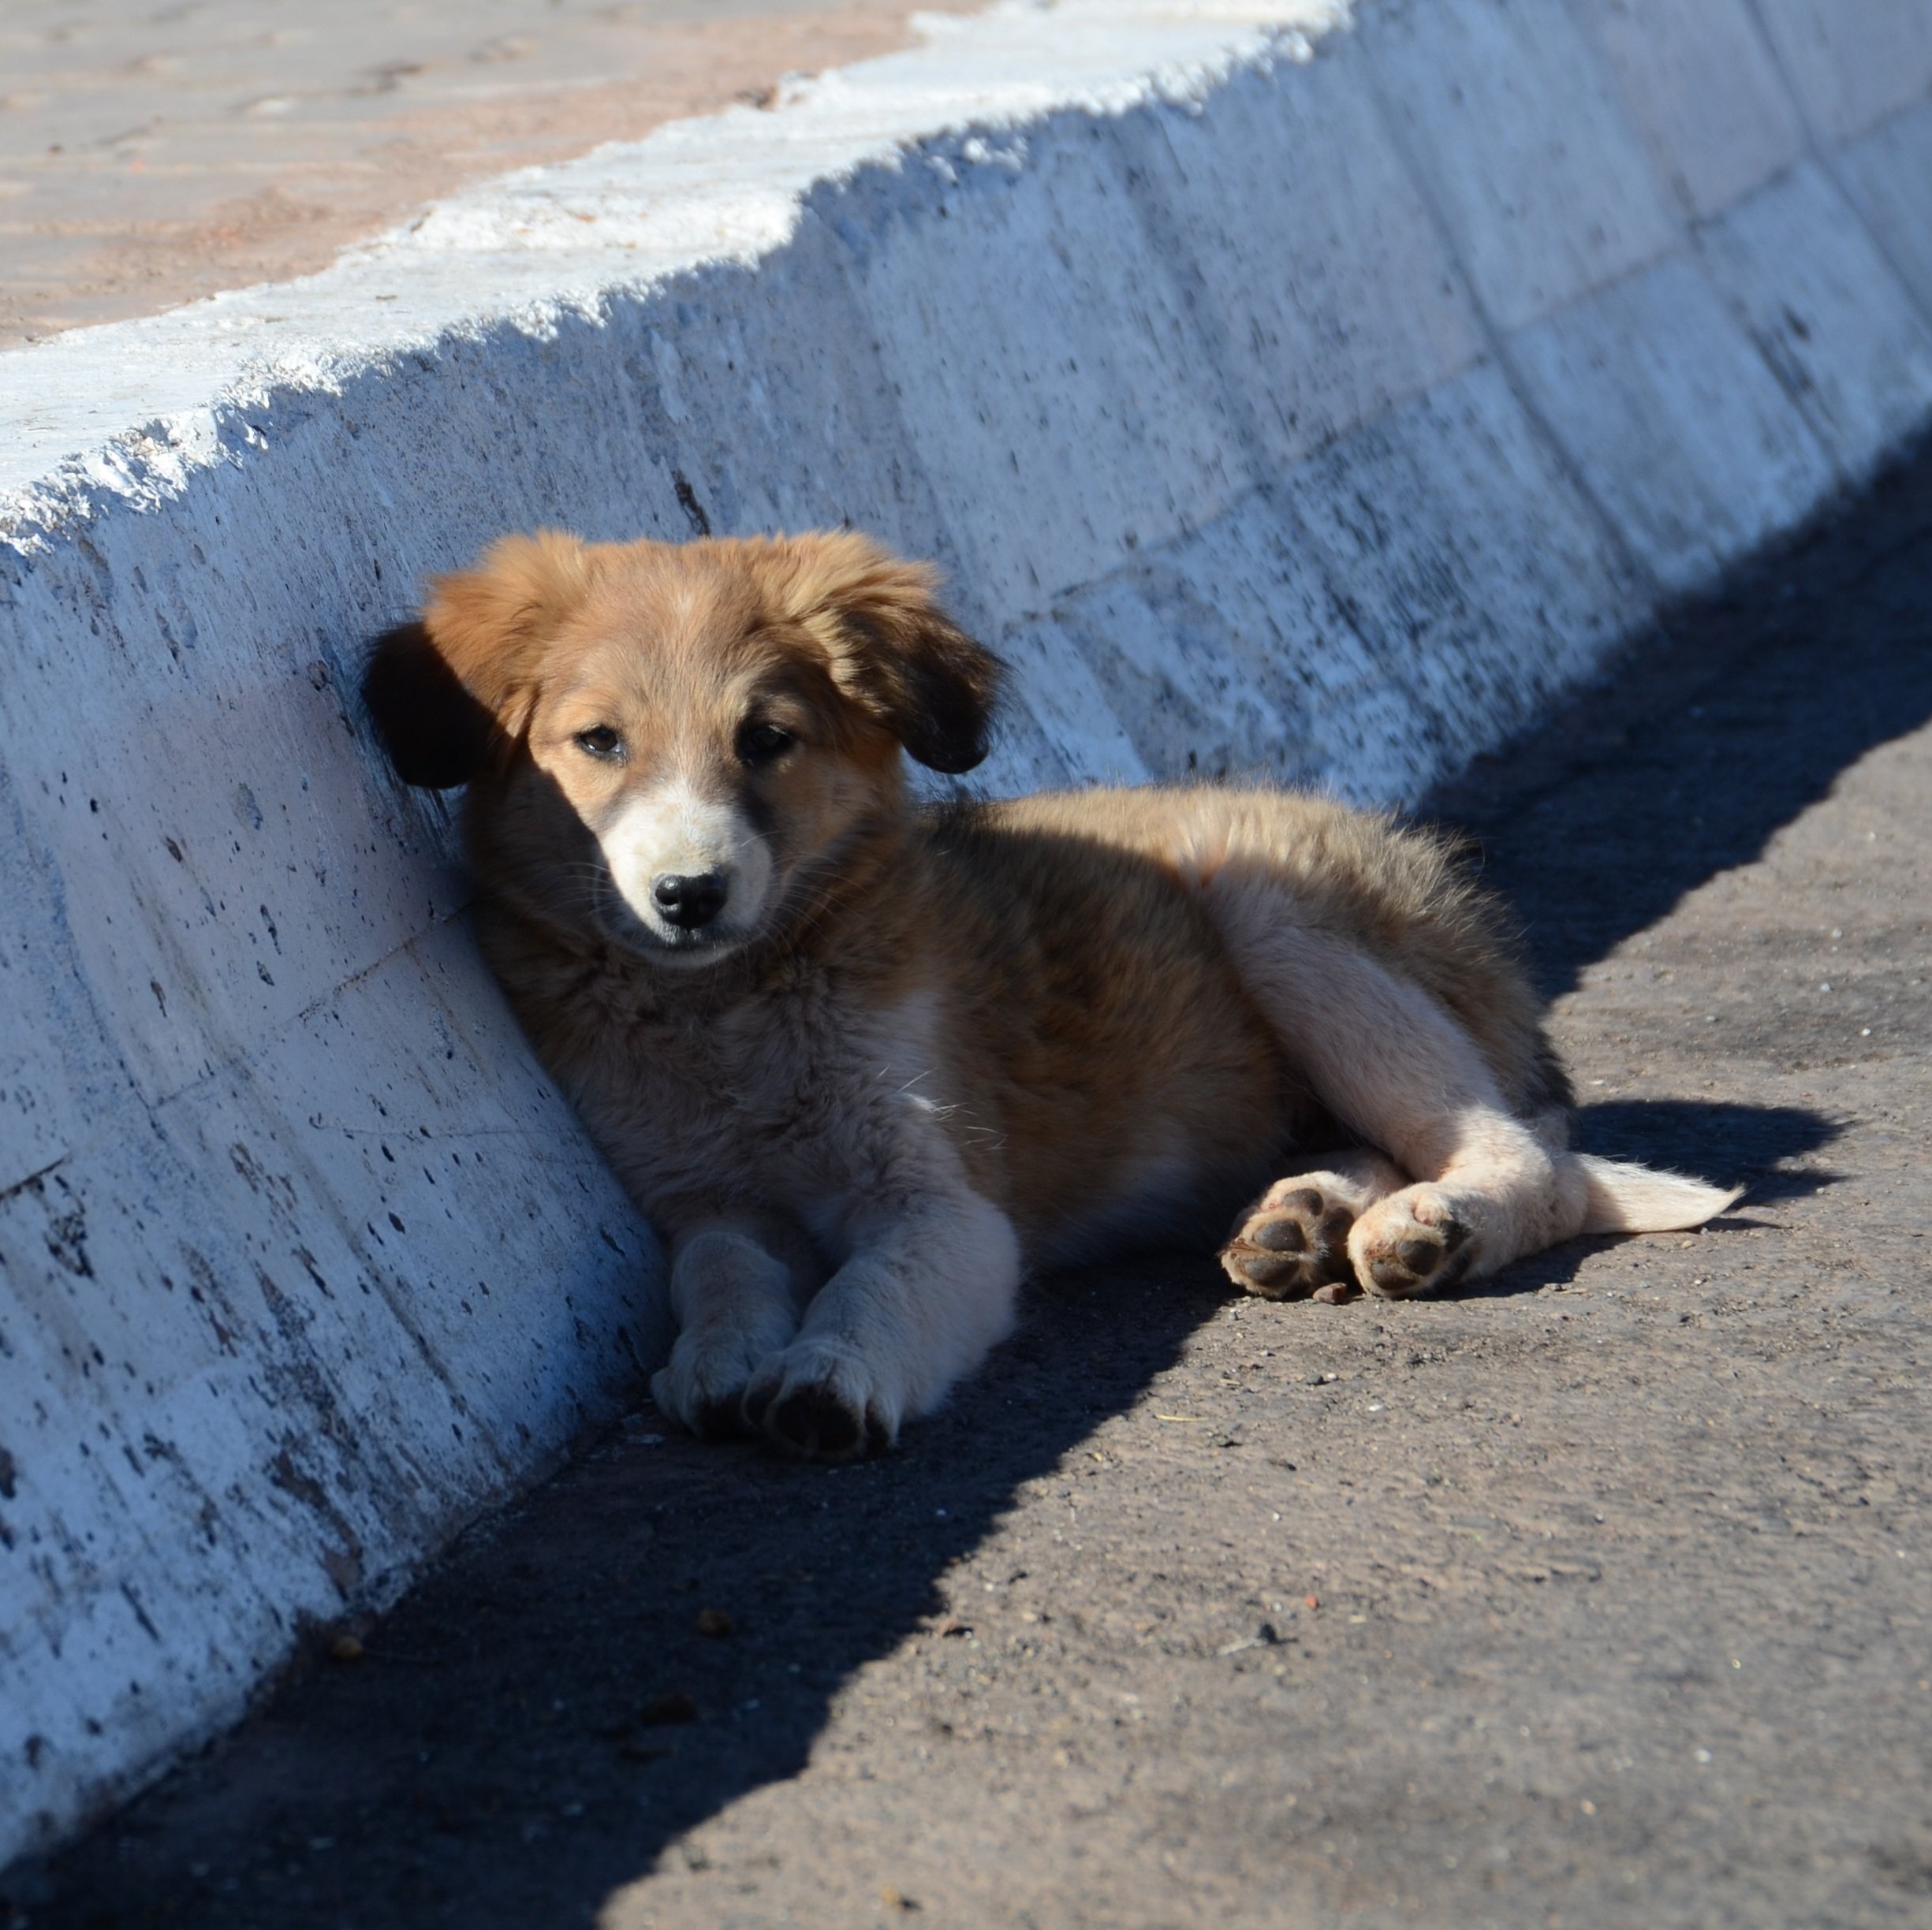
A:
0 0 975 348
10 449 1932 1927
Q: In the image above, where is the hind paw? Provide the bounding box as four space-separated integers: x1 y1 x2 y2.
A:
1220 1181 1358 1301
1349 1185 1476 1299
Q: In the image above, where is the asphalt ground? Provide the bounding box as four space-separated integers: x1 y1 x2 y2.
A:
9 442 1932 1928
0 0 978 348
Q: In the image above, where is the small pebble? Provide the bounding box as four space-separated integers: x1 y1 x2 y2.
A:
696 1608 733 1639
327 1634 364 1664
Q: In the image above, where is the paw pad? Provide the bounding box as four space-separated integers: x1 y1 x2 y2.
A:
773 1386 863 1458
1361 1210 1472 1298
1220 1187 1355 1301
746 1377 890 1462
1248 1216 1306 1254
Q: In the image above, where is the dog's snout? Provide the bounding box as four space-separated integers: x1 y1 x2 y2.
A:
599 785 770 955
652 871 729 930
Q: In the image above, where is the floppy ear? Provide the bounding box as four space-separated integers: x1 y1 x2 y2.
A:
360 531 595 788
361 621 499 788
778 533 1002 774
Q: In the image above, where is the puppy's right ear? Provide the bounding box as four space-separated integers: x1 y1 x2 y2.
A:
360 531 595 788
361 622 498 788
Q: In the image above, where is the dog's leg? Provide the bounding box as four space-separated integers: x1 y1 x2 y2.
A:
742 1185 1022 1460
1205 907 1588 1295
651 1218 811 1440
1220 1149 1408 1302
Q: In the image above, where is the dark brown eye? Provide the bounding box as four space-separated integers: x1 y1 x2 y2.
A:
739 722 794 765
575 726 621 759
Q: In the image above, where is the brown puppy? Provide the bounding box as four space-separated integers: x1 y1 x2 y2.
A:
364 530 1736 1459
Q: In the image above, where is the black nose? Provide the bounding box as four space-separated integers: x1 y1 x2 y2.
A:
651 871 728 930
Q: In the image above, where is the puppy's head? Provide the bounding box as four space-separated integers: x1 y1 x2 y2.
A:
364 529 1001 966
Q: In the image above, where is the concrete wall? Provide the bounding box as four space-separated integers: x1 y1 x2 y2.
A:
4 0 1932 1865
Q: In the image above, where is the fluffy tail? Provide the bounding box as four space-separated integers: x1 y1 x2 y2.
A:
1574 1154 1744 1235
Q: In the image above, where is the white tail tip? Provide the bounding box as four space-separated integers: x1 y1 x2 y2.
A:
1576 1154 1744 1235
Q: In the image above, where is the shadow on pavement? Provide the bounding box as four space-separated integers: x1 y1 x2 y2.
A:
19 452 1932 1930
1423 436 1932 1003
1572 1099 1842 1205
16 1257 1226 1929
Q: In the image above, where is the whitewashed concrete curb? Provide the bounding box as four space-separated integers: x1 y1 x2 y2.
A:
4 0 1931 1865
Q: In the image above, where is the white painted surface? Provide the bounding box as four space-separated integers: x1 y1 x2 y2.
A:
1367 0 1678 335
1581 0 1805 222
1832 99 1932 319
4 0 1932 1867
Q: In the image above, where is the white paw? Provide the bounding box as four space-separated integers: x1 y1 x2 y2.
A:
741 1337 903 1461
1219 1176 1361 1300
651 1321 793 1440
1348 1184 1479 1298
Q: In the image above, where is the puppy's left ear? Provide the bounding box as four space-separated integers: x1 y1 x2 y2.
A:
783 534 1002 773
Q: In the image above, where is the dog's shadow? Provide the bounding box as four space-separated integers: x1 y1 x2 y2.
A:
1460 1099 1843 1298
28 1123 1848 1927
47 1068 1850 1924
1572 1098 1840 1202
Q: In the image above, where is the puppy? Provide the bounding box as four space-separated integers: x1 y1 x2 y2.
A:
363 530 1736 1459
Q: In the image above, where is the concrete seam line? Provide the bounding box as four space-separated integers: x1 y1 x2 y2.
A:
5 0 1932 1869
1351 3 1661 614
1739 0 1932 342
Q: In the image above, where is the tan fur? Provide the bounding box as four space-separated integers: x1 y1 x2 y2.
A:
363 530 1737 1459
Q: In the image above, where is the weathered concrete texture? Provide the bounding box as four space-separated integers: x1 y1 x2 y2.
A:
4 0 1932 1870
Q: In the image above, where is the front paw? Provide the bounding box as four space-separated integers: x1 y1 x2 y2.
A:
742 1340 901 1462
652 1326 783 1440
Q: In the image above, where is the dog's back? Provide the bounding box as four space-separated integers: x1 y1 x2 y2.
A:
962 785 1565 1115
